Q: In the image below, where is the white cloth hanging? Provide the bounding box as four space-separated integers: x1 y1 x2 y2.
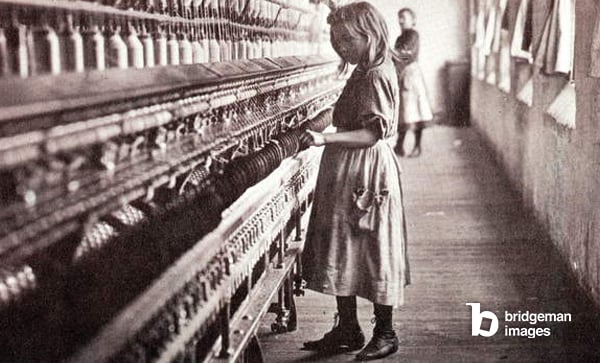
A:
475 4 487 49
469 0 477 38
535 0 575 75
492 0 507 53
485 0 508 86
485 63 497 84
554 0 575 74
483 1 497 56
592 6 600 77
534 0 559 72
471 47 479 77
484 0 498 85
499 29 511 92
475 5 487 79
511 0 532 61
546 82 576 128
498 0 511 91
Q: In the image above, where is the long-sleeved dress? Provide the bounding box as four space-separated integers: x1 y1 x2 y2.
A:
302 57 410 307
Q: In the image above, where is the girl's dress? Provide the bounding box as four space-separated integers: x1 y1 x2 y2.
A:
302 58 410 307
397 60 433 131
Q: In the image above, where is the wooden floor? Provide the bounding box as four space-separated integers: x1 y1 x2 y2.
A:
257 126 600 363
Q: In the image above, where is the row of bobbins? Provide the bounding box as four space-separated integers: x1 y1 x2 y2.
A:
0 0 329 78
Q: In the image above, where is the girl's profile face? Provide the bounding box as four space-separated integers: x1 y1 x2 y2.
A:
330 24 368 65
398 11 415 30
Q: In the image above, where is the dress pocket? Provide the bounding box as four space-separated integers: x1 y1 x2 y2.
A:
351 187 389 233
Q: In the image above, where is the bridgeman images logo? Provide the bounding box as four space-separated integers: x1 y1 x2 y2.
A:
466 303 572 339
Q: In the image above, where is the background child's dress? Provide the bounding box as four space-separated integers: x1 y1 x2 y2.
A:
398 61 433 131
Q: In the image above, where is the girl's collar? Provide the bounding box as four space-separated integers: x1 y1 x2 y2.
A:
355 62 369 74
355 55 387 74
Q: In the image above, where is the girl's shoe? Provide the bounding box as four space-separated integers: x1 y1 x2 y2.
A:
408 146 421 157
303 315 365 352
355 332 399 361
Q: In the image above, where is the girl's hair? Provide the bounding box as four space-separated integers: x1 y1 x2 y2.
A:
398 7 417 22
396 28 419 62
327 2 392 70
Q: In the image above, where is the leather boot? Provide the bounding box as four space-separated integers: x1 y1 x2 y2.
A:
408 145 421 157
356 304 399 360
355 330 399 361
303 313 365 352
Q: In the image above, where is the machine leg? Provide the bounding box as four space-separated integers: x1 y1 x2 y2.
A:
270 274 299 333
218 303 231 358
294 255 305 297
285 275 298 332
270 285 290 333
277 232 284 269
294 210 302 241
243 335 265 363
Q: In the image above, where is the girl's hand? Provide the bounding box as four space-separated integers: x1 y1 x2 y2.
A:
302 130 327 147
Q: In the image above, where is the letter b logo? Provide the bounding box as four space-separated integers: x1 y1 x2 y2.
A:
466 303 498 337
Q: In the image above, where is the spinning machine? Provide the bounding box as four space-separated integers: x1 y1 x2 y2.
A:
0 0 344 361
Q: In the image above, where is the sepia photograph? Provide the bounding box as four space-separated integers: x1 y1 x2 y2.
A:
0 0 598 362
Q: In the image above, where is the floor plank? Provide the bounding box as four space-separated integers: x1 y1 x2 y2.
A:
257 126 600 363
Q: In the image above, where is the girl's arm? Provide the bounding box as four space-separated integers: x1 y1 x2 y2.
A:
303 128 378 148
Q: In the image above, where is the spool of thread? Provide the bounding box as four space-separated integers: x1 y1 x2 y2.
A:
61 14 84 73
220 38 231 62
126 25 144 69
247 37 255 59
262 36 271 58
237 36 246 60
179 33 193 64
32 21 61 75
154 30 168 66
201 36 210 63
83 24 105 71
167 32 180 65
208 36 220 63
255 36 263 58
107 27 128 69
231 37 239 60
140 28 155 67
191 36 204 63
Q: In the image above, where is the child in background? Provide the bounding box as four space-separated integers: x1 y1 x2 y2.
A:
396 8 419 58
394 13 433 157
394 29 433 157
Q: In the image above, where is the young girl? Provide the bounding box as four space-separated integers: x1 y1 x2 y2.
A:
394 17 433 157
396 8 419 59
300 3 410 361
